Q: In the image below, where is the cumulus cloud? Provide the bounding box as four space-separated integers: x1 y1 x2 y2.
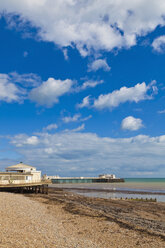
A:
77 95 91 109
11 134 39 147
88 59 111 72
0 73 24 103
0 72 102 107
0 72 75 107
9 131 165 177
29 77 74 107
152 35 165 52
1 1 165 55
121 116 143 131
94 82 157 110
0 72 41 104
43 123 58 131
9 72 41 87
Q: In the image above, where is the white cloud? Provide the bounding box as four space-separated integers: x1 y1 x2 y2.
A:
0 73 24 103
9 131 165 177
152 35 165 52
25 136 39 145
71 123 85 132
121 116 143 131
62 113 92 123
158 109 165 114
0 72 100 107
0 72 42 103
9 72 41 87
63 48 68 60
0 72 75 107
80 115 92 122
11 134 39 147
62 114 81 123
43 123 58 131
29 77 74 107
1 1 165 55
94 82 157 110
77 95 91 109
79 80 104 91
88 59 111 72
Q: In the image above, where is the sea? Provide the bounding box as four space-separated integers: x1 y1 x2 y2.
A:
50 178 165 202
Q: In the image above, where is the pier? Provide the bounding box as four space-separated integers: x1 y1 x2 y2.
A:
50 174 125 184
52 178 124 184
0 183 49 194
0 163 49 194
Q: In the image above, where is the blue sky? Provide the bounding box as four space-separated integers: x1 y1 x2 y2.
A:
0 0 165 177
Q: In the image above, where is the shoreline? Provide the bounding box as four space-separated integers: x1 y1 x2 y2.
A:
44 187 165 238
53 186 165 195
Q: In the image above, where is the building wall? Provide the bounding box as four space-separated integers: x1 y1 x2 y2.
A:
0 171 41 185
30 171 41 182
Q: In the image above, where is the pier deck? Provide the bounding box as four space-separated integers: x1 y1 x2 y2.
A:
52 178 125 184
0 182 49 194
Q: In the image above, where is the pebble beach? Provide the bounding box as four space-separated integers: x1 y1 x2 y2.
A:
0 190 165 248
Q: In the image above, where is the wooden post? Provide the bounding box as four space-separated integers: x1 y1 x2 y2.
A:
35 186 37 194
41 185 44 194
46 184 48 194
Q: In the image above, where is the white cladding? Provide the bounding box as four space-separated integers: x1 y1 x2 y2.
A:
0 163 41 185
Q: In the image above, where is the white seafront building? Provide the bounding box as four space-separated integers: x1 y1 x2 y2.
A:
98 174 116 179
0 162 41 185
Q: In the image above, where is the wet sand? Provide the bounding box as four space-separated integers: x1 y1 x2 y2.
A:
54 186 165 195
50 181 165 192
0 188 165 247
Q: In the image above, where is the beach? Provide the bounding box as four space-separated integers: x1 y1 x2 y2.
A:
0 188 165 248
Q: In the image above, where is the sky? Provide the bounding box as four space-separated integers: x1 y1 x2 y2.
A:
0 0 165 177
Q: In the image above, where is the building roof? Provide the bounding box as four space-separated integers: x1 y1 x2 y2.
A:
6 163 36 170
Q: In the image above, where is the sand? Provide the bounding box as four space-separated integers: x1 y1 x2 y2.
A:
0 189 165 248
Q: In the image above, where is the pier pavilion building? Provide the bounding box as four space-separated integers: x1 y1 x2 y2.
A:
0 162 41 185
